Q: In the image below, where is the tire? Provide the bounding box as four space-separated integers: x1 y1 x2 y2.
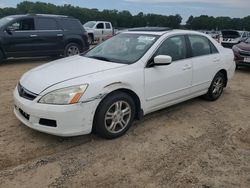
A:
88 34 94 45
0 50 4 64
204 72 226 101
64 43 81 57
93 91 136 139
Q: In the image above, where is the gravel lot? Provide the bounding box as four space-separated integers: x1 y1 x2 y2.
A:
0 58 250 188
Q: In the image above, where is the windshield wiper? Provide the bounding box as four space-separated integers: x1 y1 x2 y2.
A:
87 56 112 62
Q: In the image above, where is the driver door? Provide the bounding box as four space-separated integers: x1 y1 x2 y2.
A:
3 17 39 57
144 35 193 112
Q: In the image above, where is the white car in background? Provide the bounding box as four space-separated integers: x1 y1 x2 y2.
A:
221 30 249 48
13 28 235 139
83 21 113 44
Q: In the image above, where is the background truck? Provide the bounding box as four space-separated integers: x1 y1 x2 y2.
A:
83 21 113 44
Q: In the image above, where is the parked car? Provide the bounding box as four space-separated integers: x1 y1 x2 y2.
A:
221 30 249 48
0 14 89 63
83 21 113 44
13 28 235 139
232 37 250 68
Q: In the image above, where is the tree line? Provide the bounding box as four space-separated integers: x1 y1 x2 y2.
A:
0 1 249 31
186 15 250 31
0 1 182 29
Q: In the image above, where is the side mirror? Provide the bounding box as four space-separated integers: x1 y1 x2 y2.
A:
153 55 172 66
5 26 15 34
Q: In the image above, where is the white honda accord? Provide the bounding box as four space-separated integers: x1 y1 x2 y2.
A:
13 28 235 139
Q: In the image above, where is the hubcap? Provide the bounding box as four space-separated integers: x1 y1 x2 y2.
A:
67 46 80 56
212 77 223 97
104 101 131 134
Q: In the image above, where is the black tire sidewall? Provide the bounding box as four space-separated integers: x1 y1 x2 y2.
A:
64 43 81 57
207 72 225 101
0 50 4 64
94 92 136 139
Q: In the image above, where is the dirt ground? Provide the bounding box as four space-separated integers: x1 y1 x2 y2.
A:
0 58 249 188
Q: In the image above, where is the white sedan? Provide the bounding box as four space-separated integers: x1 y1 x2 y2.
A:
13 28 235 139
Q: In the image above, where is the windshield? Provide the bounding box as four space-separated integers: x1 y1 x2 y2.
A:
0 17 14 28
222 31 240 39
84 33 159 64
83 21 96 28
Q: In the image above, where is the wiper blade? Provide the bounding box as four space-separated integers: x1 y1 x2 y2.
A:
88 56 112 62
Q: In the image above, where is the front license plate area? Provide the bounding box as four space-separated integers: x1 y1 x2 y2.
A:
244 57 250 63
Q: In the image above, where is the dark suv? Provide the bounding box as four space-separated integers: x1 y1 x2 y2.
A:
0 14 89 63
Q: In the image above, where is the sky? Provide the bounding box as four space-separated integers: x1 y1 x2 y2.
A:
0 0 249 22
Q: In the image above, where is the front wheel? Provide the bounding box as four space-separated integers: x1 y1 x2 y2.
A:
204 72 226 101
64 43 81 57
93 92 135 139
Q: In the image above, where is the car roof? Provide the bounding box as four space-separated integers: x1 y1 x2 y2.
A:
5 14 70 19
124 28 208 36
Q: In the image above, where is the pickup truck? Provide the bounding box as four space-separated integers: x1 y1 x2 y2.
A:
83 21 113 44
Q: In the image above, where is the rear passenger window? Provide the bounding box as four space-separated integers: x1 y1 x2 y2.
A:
96 23 104 29
155 35 187 61
105 23 111 29
36 18 59 30
60 19 82 31
188 35 216 57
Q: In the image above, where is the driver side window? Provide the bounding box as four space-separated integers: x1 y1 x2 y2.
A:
8 18 35 31
155 35 187 61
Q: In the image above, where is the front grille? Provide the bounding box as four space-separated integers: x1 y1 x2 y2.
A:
239 50 250 57
221 42 235 48
18 83 38 101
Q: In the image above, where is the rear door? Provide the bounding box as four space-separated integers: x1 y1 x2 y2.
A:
3 17 39 57
104 22 113 38
35 17 64 55
94 22 104 40
187 35 221 94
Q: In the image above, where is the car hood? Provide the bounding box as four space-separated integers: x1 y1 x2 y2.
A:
236 42 250 51
20 55 126 94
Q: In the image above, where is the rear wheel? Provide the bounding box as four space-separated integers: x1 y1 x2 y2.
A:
204 72 226 101
93 92 135 139
64 43 81 57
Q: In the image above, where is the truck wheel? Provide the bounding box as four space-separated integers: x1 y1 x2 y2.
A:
64 43 80 57
88 34 94 45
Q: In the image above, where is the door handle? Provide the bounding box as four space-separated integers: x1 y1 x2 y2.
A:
57 34 63 37
30 34 37 37
213 58 220 62
183 64 192 70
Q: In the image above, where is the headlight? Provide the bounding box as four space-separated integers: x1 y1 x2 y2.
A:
39 85 88 105
232 45 241 52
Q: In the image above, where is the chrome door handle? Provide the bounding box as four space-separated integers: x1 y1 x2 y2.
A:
30 34 37 37
57 34 63 37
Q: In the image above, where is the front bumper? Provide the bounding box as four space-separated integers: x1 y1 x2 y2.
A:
234 52 250 67
13 87 98 137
